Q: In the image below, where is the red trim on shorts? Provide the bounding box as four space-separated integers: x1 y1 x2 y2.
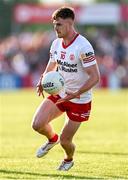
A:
48 95 65 112
48 95 92 122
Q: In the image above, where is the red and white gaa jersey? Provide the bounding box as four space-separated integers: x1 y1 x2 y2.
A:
49 34 97 104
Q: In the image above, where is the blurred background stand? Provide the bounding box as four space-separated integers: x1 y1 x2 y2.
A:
0 0 128 90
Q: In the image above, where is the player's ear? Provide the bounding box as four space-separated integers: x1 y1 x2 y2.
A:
67 18 74 26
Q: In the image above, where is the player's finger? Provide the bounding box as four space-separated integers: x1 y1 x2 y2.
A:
56 99 64 104
41 91 45 98
37 89 40 96
56 96 68 104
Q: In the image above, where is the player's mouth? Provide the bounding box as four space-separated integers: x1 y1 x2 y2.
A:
56 31 60 34
56 31 61 37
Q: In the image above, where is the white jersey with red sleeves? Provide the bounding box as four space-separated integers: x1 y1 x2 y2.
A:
49 34 97 104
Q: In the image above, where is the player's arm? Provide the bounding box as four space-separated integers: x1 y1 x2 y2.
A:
43 61 57 76
37 61 57 97
77 63 100 95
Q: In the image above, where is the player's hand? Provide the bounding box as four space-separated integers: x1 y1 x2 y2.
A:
36 80 44 98
56 91 79 104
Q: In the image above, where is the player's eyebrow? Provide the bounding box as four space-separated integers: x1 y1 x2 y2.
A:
53 22 62 26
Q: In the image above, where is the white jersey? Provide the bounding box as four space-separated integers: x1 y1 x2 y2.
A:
49 34 97 104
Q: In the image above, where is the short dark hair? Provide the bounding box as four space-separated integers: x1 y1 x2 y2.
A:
52 7 75 20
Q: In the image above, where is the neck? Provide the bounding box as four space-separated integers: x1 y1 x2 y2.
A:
63 30 77 46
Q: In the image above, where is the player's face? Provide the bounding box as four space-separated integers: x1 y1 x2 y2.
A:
53 18 71 38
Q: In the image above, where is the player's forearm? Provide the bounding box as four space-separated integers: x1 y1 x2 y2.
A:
76 65 100 96
40 61 57 80
77 75 100 95
44 62 57 74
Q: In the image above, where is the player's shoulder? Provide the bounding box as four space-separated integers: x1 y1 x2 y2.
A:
77 34 92 47
52 38 61 44
51 38 61 47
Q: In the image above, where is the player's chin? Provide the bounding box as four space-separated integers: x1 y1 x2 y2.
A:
56 33 62 38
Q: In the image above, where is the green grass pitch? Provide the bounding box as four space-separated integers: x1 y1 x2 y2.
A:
0 89 128 179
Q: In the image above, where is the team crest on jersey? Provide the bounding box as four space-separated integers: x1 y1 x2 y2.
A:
70 54 75 61
80 52 95 63
60 51 66 60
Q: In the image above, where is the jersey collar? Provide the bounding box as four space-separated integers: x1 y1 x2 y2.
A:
62 33 79 49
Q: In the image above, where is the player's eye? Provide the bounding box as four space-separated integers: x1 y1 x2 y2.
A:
53 22 63 29
54 23 62 28
57 23 61 26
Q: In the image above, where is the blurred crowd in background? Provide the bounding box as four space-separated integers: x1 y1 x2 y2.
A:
0 26 128 89
0 30 54 88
